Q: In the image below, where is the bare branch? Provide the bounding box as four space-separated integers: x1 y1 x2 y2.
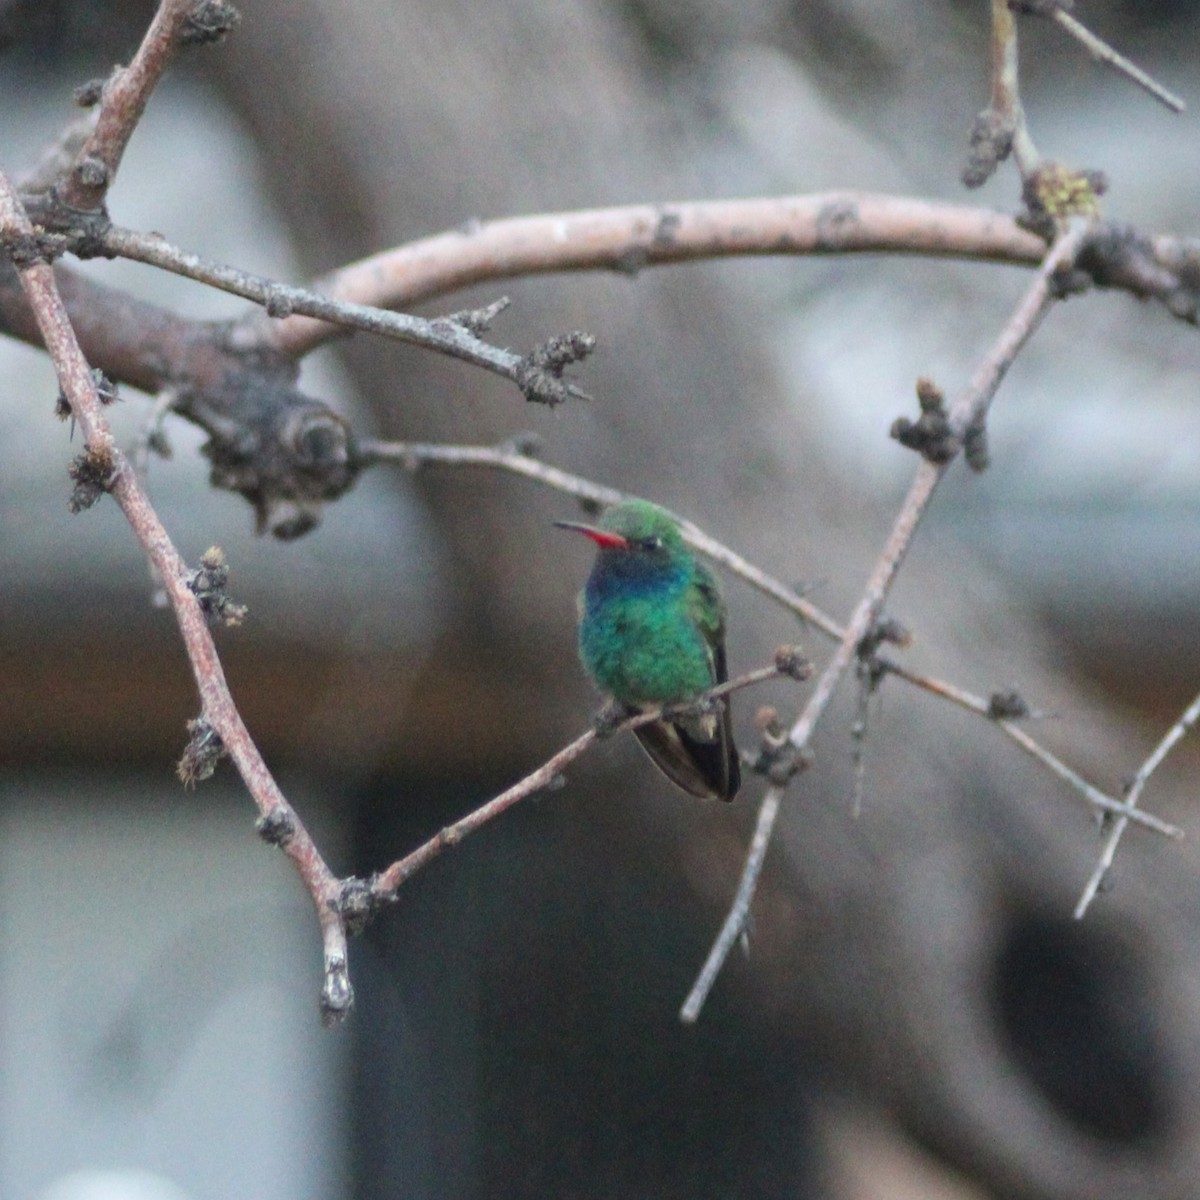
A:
0 169 352 1024
362 662 791 912
1047 7 1185 114
788 223 1087 759
682 222 1091 1022
54 0 230 211
1075 686 1200 917
358 437 844 639
884 663 1181 839
679 787 782 1024
248 195 1048 357
100 225 592 405
2 199 1190 429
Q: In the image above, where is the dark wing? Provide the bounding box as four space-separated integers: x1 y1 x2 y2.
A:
635 716 738 801
636 563 741 801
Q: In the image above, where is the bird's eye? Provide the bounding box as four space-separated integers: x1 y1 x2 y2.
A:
639 535 664 553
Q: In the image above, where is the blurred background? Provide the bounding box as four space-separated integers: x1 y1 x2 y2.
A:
1 1 1199 1197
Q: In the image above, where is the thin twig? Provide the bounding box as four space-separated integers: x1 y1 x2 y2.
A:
368 662 788 905
994 0 1042 177
0 170 353 1024
1051 8 1185 114
55 0 199 211
373 730 596 897
679 788 782 1024
963 0 1041 187
682 222 1090 1022
885 663 1180 838
1075 686 1200 917
783 210 1079 754
358 437 843 638
100 226 590 404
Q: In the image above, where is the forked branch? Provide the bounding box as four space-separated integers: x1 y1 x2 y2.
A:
681 222 1094 1022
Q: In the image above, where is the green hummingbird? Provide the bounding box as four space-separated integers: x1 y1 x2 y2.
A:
555 499 741 801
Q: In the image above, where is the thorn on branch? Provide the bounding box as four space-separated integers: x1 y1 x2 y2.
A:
988 689 1032 720
181 0 242 45
890 377 958 464
56 368 119 422
856 654 888 696
855 622 907 711
857 617 911 692
177 716 227 787
851 663 878 817
256 807 296 846
963 418 991 473
94 369 119 406
515 331 596 406
187 546 248 627
440 296 511 336
66 444 116 512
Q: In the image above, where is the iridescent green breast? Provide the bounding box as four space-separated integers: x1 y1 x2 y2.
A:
579 576 715 705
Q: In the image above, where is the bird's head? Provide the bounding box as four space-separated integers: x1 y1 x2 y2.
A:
554 499 689 581
552 499 686 559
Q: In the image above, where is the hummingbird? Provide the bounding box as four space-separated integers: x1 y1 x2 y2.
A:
555 499 741 801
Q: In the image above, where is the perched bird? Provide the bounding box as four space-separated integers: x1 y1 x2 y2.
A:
555 499 740 801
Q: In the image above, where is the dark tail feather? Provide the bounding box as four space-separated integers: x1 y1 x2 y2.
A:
635 707 740 801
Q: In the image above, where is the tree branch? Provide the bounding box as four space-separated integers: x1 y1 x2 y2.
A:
359 663 789 915
1075 685 1200 918
249 194 1047 358
54 0 230 212
883 661 1180 839
681 221 1092 1022
1046 6 1185 113
99 225 593 405
357 437 844 638
0 168 353 1024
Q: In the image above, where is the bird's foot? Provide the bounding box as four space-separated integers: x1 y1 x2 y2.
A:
593 699 633 739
